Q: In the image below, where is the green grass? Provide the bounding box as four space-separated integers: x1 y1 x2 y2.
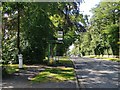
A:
46 56 73 66
6 65 19 74
56 57 73 67
58 59 73 65
89 56 96 58
85 55 120 62
104 58 120 62
2 64 26 74
1 64 19 74
30 67 75 82
59 56 69 60
93 56 120 62
30 57 75 82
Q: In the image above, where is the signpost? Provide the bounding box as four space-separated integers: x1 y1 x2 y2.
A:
48 28 64 63
57 30 63 44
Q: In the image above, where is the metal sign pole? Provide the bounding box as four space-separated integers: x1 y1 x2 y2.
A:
48 43 50 62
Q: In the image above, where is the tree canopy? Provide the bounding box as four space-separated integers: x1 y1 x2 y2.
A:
70 1 119 57
2 1 119 65
2 2 86 64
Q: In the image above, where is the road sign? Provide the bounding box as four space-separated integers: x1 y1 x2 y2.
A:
57 30 63 42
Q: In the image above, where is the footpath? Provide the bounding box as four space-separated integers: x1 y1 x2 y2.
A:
2 65 77 89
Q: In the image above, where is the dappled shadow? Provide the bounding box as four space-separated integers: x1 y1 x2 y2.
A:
2 75 31 88
44 68 75 80
2 65 46 88
2 65 76 88
73 57 119 88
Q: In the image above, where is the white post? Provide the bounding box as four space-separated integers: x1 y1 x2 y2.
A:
18 54 23 69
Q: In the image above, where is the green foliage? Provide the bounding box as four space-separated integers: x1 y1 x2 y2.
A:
2 2 18 64
5 65 19 74
71 2 119 57
2 2 62 64
2 2 84 64
20 3 59 64
104 24 119 56
2 64 19 78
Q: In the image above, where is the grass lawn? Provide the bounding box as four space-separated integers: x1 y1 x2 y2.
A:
30 67 75 82
58 59 73 65
57 57 73 66
58 56 70 60
30 57 75 82
85 55 120 62
46 56 73 67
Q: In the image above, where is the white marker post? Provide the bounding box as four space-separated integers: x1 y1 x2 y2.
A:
18 54 23 69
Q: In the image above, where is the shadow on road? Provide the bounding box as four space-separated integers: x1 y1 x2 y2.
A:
71 57 119 88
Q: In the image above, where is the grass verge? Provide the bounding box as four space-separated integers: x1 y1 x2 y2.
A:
30 57 75 82
85 55 120 62
30 67 75 82
2 64 26 74
104 58 120 62
57 59 73 67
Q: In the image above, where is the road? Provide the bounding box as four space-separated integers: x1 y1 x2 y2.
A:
71 57 119 89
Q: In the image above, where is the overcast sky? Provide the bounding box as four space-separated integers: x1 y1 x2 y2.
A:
79 0 101 18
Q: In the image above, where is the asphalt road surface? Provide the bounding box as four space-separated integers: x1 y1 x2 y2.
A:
71 57 119 89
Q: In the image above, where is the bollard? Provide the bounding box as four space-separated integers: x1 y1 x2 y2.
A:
18 54 23 69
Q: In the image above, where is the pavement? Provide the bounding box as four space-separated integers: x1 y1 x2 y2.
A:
2 65 77 89
71 57 120 89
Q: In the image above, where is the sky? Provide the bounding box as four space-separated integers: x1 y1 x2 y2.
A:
79 0 101 18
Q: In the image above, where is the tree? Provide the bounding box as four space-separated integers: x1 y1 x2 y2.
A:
70 1 119 57
90 2 119 56
2 2 86 64
2 2 58 64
